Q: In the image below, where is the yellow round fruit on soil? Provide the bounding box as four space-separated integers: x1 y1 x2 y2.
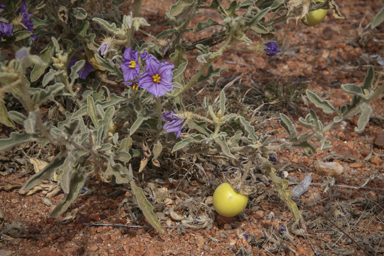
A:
301 0 327 26
212 183 248 217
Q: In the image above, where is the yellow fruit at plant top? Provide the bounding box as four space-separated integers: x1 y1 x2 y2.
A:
301 0 327 26
213 183 248 217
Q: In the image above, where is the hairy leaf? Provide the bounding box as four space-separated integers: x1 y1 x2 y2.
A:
20 155 66 194
306 89 338 114
0 132 39 151
168 0 194 17
213 135 236 159
30 42 54 82
0 102 15 127
50 170 87 217
239 116 258 143
194 18 220 33
355 103 372 133
372 6 384 28
280 113 297 141
130 179 164 233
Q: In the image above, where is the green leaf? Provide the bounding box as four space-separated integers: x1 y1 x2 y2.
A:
30 83 65 105
59 151 75 194
94 54 124 81
228 131 242 147
106 163 129 184
13 30 32 41
77 21 97 50
372 6 384 29
8 111 27 125
97 106 115 139
42 68 64 87
30 42 54 82
70 7 87 20
244 7 271 28
197 65 226 84
194 18 220 33
130 177 164 233
306 89 338 114
213 136 236 159
239 116 258 143
69 59 85 85
31 14 54 28
172 60 188 80
92 17 121 35
170 45 187 69
6 0 18 12
355 103 372 133
362 66 374 92
50 170 87 217
280 113 297 141
156 29 177 39
0 132 39 151
341 84 364 96
309 109 322 131
168 0 194 17
187 120 212 136
220 89 226 115
0 101 15 128
20 155 66 194
250 24 270 35
296 141 316 156
130 114 150 136
152 140 163 167
87 95 99 129
172 137 194 152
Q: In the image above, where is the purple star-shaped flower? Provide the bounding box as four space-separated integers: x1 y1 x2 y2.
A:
264 42 280 56
0 22 13 38
0 4 5 9
161 111 184 138
68 51 95 79
121 47 140 82
20 0 36 40
138 55 174 98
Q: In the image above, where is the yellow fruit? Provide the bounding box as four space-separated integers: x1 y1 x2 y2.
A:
301 0 327 26
212 183 248 217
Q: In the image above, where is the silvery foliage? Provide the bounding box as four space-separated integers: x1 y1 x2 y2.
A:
1 0 384 232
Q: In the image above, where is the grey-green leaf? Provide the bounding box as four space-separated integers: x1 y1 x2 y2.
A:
168 0 194 17
239 116 258 143
0 101 15 128
306 89 338 114
130 180 165 233
362 66 374 92
30 42 54 82
280 113 297 141
0 132 39 151
213 136 236 159
20 155 66 194
87 95 99 128
355 103 372 133
49 170 87 217
372 6 384 29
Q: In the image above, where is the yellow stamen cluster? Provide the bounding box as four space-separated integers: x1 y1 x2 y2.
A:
129 61 136 68
152 74 161 83
132 84 138 90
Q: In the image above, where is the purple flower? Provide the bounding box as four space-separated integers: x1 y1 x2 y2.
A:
140 51 149 60
161 111 184 138
138 55 174 98
121 47 140 82
68 52 95 79
264 42 280 56
0 4 5 9
98 44 108 56
20 0 36 40
0 22 13 38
